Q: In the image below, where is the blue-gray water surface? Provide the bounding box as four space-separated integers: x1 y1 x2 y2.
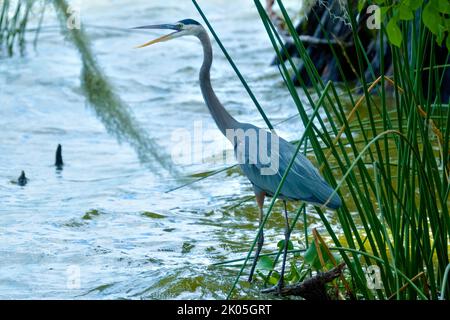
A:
0 0 332 299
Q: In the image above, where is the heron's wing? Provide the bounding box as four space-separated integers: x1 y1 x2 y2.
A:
236 132 341 208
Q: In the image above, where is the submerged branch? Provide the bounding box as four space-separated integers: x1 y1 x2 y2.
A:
262 262 346 300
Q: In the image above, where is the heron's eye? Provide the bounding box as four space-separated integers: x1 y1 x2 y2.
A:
177 23 183 30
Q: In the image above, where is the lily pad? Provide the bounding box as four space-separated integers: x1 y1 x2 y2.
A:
277 239 294 251
82 209 101 220
304 242 342 270
141 211 166 219
256 256 274 271
182 242 195 254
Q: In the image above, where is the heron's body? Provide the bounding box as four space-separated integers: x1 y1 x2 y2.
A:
134 18 342 290
235 125 340 208
193 22 340 209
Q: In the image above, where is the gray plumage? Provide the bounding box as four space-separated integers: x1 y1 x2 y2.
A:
237 126 342 209
196 25 341 209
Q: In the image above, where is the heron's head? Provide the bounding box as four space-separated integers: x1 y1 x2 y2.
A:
133 19 203 48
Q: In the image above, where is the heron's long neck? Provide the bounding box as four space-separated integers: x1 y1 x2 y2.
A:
198 30 238 136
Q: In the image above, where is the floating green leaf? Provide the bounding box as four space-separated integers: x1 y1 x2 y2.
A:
423 2 440 34
277 239 294 251
398 4 413 20
408 0 423 11
141 211 166 219
436 0 450 14
386 18 402 47
256 256 275 271
82 209 101 220
181 242 195 254
304 241 327 269
267 271 280 286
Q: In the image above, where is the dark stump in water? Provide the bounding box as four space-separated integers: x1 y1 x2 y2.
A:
17 171 28 186
55 144 64 169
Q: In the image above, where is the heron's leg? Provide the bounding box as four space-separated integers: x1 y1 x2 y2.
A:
248 192 265 282
277 200 290 291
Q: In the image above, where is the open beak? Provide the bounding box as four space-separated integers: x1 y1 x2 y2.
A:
132 24 180 48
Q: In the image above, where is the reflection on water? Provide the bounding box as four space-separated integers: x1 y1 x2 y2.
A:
52 0 181 177
0 0 329 299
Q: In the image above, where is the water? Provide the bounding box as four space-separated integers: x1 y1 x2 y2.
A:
0 0 330 299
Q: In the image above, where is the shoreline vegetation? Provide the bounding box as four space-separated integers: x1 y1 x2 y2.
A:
1 0 449 300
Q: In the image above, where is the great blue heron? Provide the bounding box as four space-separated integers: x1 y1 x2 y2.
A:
134 19 342 291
